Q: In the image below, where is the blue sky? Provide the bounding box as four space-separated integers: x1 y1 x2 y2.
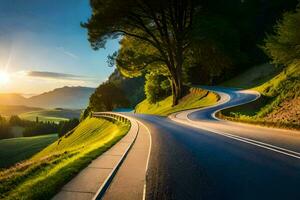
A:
0 0 119 94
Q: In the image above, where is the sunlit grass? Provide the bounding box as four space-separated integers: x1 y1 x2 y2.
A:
0 134 58 168
135 88 219 116
0 117 130 200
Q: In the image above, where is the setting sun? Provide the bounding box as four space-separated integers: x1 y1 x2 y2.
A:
0 71 10 85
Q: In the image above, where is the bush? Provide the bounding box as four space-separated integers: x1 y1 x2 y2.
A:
145 73 171 104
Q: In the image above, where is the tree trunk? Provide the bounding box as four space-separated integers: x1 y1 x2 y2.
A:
171 68 184 106
171 43 184 106
172 75 183 106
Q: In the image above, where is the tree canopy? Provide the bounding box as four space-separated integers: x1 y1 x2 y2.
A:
89 82 129 112
83 0 299 105
263 5 300 66
83 0 199 105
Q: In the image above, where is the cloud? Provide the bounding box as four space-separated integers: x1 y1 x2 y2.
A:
26 71 88 81
56 47 78 59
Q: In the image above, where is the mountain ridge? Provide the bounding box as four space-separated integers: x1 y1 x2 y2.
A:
0 86 95 109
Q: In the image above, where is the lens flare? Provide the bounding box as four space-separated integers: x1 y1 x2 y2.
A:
0 71 10 85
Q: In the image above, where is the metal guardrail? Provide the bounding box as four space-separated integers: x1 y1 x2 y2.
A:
91 112 130 124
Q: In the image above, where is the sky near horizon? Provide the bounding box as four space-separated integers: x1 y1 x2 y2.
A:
0 0 119 95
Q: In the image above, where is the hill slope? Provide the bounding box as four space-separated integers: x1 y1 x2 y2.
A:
0 86 95 109
0 134 58 168
0 117 129 199
221 62 300 129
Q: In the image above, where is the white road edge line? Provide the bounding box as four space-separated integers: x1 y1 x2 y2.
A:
171 88 300 160
174 118 300 160
136 120 152 200
191 122 300 156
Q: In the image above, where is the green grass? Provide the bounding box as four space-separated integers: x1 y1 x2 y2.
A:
253 62 300 117
220 62 300 130
20 109 81 123
0 134 58 169
0 117 130 200
135 88 219 116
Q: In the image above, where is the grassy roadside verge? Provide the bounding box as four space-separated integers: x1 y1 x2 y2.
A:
220 63 300 131
135 88 219 116
0 117 130 200
0 134 58 168
217 112 300 131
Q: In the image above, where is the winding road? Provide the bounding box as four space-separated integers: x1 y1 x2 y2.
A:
104 87 300 200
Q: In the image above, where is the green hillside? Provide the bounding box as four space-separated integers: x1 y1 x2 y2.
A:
0 117 129 200
135 88 219 116
221 62 300 129
0 134 58 168
20 109 81 123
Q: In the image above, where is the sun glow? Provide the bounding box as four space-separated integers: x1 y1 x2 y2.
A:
0 71 10 85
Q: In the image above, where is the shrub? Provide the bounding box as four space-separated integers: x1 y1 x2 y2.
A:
145 73 171 104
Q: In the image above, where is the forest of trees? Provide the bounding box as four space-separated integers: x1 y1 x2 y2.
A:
82 0 299 111
0 115 79 139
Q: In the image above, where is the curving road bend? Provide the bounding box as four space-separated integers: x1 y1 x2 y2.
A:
119 87 300 200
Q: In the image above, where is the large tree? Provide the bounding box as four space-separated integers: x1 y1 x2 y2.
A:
82 0 199 105
263 5 300 66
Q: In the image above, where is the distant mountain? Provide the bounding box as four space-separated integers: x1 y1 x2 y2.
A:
0 86 95 109
0 93 27 105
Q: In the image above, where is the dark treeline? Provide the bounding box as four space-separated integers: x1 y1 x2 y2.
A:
58 118 79 137
0 115 79 139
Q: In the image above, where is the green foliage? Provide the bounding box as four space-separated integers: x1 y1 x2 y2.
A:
80 106 91 122
83 0 203 105
0 116 12 139
263 5 300 66
202 0 299 81
0 134 57 168
58 118 79 137
23 122 58 137
0 118 129 200
89 82 129 112
115 36 162 78
108 69 145 107
145 73 171 104
1 114 81 139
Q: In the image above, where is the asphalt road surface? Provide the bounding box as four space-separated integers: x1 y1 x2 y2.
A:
126 87 300 200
